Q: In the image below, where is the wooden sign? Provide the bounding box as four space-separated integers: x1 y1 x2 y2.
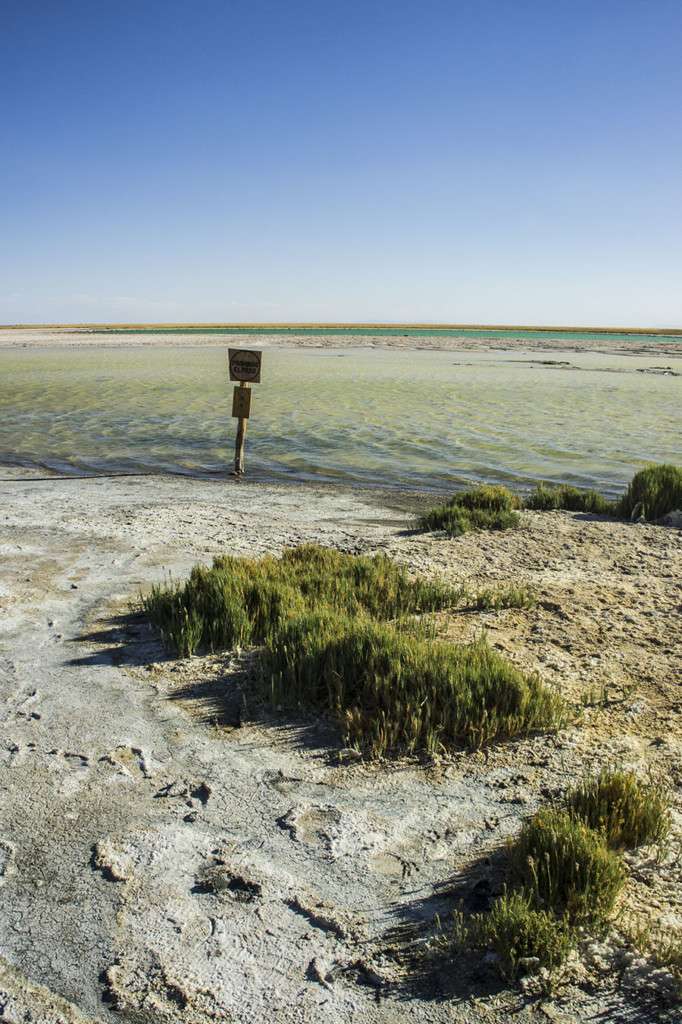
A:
229 348 262 383
232 385 252 419
229 350 263 475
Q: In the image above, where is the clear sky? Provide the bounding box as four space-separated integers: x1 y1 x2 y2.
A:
2 0 681 326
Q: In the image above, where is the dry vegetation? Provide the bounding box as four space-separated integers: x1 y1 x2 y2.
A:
565 768 671 850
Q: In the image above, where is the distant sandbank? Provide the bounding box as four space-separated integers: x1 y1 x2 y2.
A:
2 326 682 356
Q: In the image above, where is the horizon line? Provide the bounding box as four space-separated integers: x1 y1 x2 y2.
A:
3 321 682 335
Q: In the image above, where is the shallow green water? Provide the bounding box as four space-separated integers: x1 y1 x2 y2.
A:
1 346 680 494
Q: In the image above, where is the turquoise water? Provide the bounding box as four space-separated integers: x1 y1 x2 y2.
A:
1 345 680 494
96 326 682 343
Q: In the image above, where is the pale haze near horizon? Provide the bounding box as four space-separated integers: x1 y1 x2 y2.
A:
1 0 681 328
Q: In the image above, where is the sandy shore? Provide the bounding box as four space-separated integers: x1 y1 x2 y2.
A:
2 327 682 357
1 470 680 1022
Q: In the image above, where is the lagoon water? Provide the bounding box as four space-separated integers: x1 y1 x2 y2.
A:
1 344 680 494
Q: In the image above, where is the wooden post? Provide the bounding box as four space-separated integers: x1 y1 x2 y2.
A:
228 349 261 477
234 382 249 476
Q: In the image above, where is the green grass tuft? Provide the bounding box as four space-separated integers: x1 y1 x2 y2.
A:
452 770 672 985
618 464 682 521
420 466 682 535
418 485 521 536
419 505 521 536
455 890 575 980
453 485 521 512
142 544 462 656
261 612 567 755
524 465 682 521
142 544 538 657
524 484 616 514
565 769 671 850
509 807 626 926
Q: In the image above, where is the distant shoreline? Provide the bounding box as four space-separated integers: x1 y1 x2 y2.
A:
3 326 682 357
2 321 682 336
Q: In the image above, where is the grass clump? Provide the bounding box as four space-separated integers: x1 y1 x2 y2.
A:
143 543 561 758
524 484 616 515
451 803 626 982
262 613 567 755
142 564 304 657
419 484 521 536
509 807 626 926
454 769 672 985
453 484 521 512
618 464 682 521
456 891 574 980
525 464 682 521
142 544 461 656
565 769 671 850
420 505 520 536
420 465 682 535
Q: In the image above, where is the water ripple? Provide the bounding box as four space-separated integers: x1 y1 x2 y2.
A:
1 346 680 494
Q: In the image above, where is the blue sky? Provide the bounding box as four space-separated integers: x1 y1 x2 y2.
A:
2 0 681 325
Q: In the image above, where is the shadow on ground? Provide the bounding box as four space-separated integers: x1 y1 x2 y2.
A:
66 611 346 758
65 611 170 668
379 845 510 1004
379 847 680 1024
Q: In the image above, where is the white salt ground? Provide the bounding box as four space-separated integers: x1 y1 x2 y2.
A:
0 468 680 1022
